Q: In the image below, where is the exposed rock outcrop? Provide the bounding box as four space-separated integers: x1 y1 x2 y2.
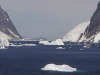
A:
0 6 22 40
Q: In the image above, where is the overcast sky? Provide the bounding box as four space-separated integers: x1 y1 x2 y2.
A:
0 0 99 40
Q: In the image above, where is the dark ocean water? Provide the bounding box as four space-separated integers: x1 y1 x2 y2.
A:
0 41 100 75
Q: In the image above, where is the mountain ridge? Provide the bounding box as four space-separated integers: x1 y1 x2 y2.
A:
63 1 100 43
0 6 22 40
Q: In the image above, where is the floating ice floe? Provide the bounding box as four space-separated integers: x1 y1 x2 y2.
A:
23 44 36 46
10 43 23 47
80 49 84 50
10 44 36 47
56 47 65 50
41 64 77 72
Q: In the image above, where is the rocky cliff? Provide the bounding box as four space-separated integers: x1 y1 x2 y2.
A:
0 6 22 40
84 1 100 42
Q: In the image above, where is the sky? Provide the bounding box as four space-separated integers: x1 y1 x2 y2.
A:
0 0 99 40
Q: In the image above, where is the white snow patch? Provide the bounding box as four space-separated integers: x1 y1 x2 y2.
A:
6 18 9 21
7 28 20 38
41 64 77 72
0 31 11 40
62 21 90 42
93 32 100 43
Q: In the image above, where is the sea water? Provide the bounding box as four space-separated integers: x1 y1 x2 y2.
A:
0 41 100 75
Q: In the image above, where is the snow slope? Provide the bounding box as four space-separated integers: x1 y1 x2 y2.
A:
62 21 90 42
0 31 11 40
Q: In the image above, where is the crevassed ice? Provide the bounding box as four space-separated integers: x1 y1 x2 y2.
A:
41 64 77 72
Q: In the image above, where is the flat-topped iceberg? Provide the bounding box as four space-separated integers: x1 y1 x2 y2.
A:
41 64 77 72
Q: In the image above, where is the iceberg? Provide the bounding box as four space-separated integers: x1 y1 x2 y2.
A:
41 64 77 72
50 39 64 45
39 39 64 45
0 37 9 48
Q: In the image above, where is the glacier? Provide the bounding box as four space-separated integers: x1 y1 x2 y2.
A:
41 64 77 72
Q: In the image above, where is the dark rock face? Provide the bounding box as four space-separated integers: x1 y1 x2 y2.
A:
85 1 100 39
0 6 22 39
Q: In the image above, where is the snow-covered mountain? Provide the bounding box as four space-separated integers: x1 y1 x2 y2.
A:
0 6 22 40
62 21 90 42
63 1 100 43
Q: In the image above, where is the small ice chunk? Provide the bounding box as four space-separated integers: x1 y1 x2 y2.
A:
80 49 83 50
56 47 65 49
